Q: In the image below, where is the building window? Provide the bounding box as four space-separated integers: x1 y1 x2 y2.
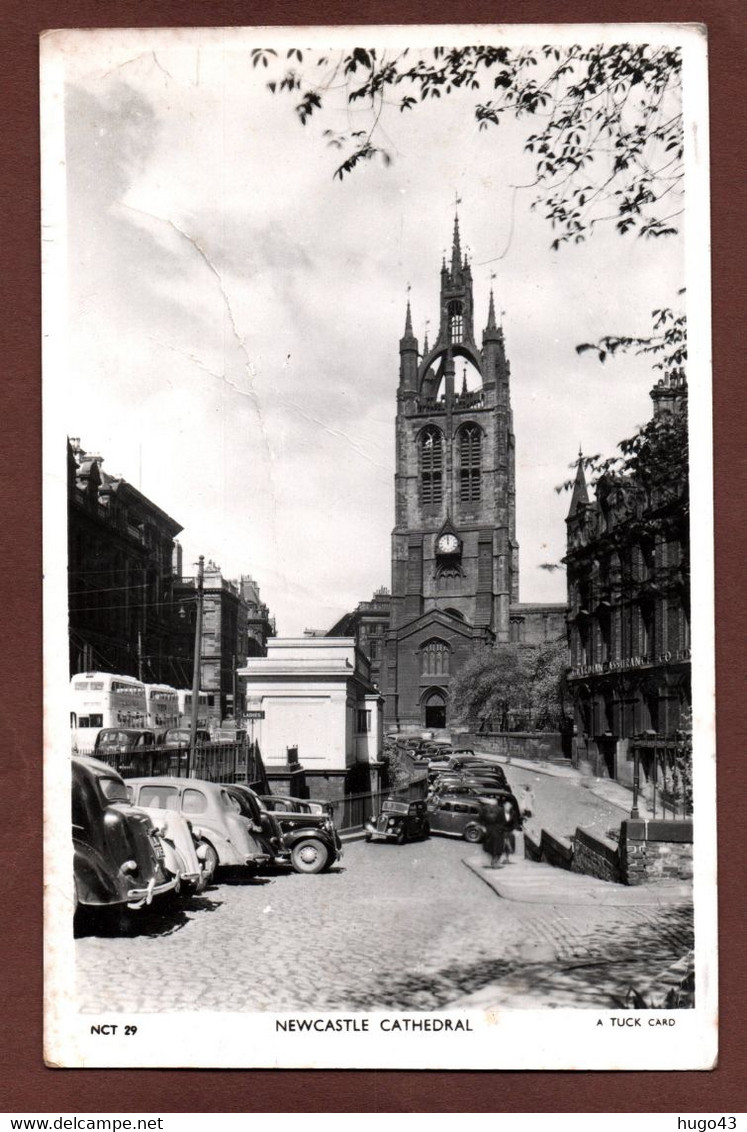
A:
356 709 371 733
448 301 464 344
420 427 443 504
458 424 481 502
422 639 450 677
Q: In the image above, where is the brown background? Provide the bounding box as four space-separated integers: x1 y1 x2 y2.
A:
2 0 744 1114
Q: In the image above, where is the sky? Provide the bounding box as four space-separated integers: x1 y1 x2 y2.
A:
46 27 686 637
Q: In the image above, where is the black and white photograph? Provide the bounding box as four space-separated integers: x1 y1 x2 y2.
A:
42 23 716 1070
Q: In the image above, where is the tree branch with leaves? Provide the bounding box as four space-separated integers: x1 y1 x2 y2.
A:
254 42 683 249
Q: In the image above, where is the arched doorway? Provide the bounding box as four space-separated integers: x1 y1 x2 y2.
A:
424 689 447 729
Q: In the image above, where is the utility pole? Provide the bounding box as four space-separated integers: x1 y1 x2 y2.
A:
187 555 205 777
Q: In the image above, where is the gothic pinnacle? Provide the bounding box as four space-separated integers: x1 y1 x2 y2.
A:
404 297 413 337
451 211 462 276
487 286 497 331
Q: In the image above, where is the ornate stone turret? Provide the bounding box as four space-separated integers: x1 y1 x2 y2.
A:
567 449 590 519
398 297 419 394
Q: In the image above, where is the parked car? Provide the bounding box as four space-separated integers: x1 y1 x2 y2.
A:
432 775 511 798
125 777 271 873
260 794 334 818
72 755 177 912
219 784 290 862
134 804 215 894
212 728 248 745
241 787 342 873
447 760 510 785
365 799 430 844
159 728 211 748
426 797 487 843
93 728 158 755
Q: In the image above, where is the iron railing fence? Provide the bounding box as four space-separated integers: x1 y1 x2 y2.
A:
327 777 428 832
77 742 269 791
73 747 426 832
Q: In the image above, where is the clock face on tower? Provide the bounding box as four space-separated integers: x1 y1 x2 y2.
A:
436 532 460 555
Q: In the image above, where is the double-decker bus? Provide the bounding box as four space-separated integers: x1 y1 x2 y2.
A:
144 683 180 730
176 689 221 732
70 673 147 751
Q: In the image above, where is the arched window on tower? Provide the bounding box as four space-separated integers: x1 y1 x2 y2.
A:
422 639 450 677
420 426 443 505
448 300 464 344
459 423 481 502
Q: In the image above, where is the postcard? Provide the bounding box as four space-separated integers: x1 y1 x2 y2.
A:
42 23 716 1069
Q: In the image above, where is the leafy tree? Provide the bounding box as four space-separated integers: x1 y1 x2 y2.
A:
528 636 572 730
255 43 683 248
451 637 570 732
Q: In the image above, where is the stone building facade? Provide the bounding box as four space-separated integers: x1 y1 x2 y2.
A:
67 438 184 682
382 216 565 730
326 587 391 690
241 574 276 658
174 563 276 722
238 638 385 801
564 373 691 802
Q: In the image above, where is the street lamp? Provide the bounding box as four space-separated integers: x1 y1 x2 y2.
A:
630 743 640 819
187 555 205 777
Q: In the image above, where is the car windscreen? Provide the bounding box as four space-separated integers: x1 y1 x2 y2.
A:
98 776 131 803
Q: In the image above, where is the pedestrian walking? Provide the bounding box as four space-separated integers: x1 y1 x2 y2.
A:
519 783 535 822
481 799 506 868
502 797 520 863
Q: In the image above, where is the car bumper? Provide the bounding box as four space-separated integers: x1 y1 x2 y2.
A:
126 875 178 908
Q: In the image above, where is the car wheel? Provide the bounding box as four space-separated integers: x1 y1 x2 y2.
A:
464 825 483 844
395 828 407 846
290 838 330 874
364 831 372 842
201 841 219 884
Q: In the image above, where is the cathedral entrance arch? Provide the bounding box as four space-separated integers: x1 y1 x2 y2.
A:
423 688 447 729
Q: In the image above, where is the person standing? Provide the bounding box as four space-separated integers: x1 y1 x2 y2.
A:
502 796 520 863
519 783 535 822
481 799 506 868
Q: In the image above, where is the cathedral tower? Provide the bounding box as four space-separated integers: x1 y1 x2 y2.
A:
384 214 521 729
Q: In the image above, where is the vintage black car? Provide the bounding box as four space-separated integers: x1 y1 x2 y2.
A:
365 799 430 844
260 794 334 818
93 728 158 755
72 755 177 912
427 791 522 843
227 784 342 874
426 797 487 842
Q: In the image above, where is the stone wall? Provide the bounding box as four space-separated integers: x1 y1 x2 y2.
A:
461 730 564 761
571 826 621 884
619 819 693 885
525 821 692 887
523 828 573 870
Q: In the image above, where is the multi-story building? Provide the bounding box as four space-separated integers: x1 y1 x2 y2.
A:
564 373 691 799
240 574 276 657
326 586 391 690
67 439 184 681
174 562 246 722
383 214 565 729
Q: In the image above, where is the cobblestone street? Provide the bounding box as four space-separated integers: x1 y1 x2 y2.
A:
76 830 693 1014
